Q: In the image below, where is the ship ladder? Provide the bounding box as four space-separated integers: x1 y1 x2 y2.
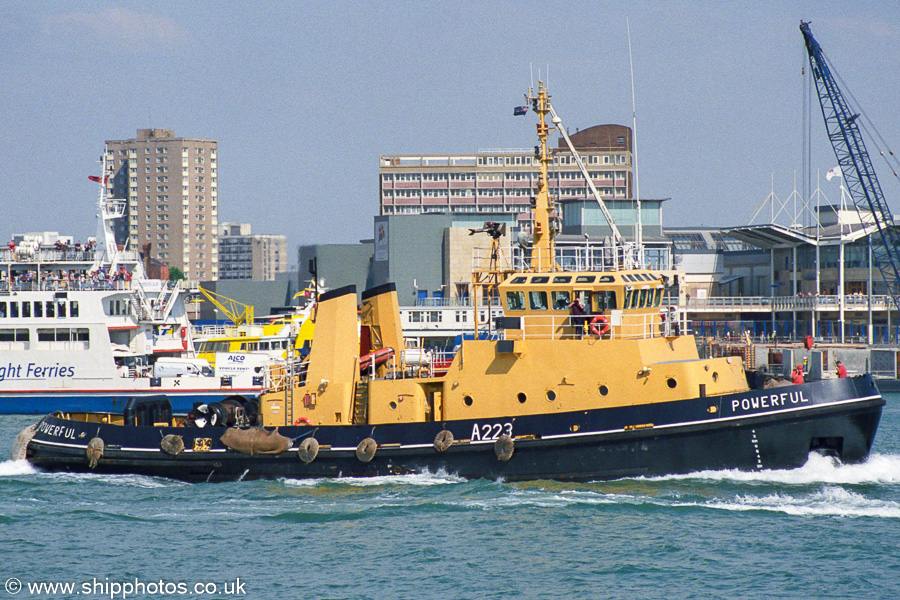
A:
352 382 369 425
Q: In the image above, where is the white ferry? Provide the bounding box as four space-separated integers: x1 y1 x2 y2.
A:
0 167 264 415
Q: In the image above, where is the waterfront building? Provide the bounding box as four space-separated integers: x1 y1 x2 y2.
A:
105 129 218 281
218 223 288 281
379 124 633 219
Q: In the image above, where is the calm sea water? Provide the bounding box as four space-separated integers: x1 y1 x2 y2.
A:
1 397 899 600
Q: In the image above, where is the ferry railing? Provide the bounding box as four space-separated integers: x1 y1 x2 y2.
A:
0 279 141 293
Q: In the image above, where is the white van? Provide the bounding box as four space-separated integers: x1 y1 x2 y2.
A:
152 357 214 378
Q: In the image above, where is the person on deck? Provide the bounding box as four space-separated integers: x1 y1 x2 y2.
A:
836 361 848 378
568 297 586 337
791 366 805 385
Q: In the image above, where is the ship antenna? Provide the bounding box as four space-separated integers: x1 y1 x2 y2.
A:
627 16 644 268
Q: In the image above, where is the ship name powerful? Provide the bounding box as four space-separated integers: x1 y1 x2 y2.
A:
731 390 808 414
0 363 76 381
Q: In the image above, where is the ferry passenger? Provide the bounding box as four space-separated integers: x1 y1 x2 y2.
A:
836 361 847 378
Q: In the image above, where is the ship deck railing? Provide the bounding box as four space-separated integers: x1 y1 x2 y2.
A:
683 294 896 311
471 242 666 274
0 280 138 293
503 312 692 341
1 249 143 264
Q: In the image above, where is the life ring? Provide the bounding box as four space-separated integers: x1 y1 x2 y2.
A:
294 417 310 426
589 315 610 336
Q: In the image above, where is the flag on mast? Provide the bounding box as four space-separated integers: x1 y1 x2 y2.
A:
826 166 842 181
513 106 528 116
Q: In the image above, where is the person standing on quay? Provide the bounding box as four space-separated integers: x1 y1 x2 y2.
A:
836 360 848 378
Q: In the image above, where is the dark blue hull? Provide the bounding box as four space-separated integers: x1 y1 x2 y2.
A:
25 376 884 483
0 389 260 415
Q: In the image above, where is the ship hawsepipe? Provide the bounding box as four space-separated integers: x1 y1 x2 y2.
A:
24 376 883 483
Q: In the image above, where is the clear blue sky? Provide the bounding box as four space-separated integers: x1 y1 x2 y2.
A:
2 1 899 264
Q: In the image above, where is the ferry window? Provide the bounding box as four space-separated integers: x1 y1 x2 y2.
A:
73 328 89 342
10 302 18 318
529 291 548 311
70 301 79 318
506 291 526 311
34 302 42 318
56 328 71 342
551 291 571 310
0 329 29 342
531 276 549 284
37 328 55 342
22 302 31 318
46 301 55 318
575 276 595 284
239 342 247 350
598 276 615 283
511 276 528 284
623 290 633 310
57 300 67 318
639 289 649 307
0 302 6 318
552 276 572 283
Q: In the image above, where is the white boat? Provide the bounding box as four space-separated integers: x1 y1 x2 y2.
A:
0 159 265 414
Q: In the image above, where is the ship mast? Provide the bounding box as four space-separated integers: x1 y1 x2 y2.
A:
526 81 556 272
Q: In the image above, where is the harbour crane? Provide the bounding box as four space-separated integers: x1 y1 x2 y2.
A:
197 285 255 326
800 20 900 312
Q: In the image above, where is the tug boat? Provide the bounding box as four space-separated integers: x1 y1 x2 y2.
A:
19 84 884 481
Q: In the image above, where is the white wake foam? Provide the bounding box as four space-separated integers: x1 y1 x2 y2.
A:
705 487 900 519
649 452 900 486
282 469 465 488
0 459 37 477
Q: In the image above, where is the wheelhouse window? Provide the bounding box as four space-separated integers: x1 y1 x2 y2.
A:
551 291 571 310
506 291 526 311
528 291 548 310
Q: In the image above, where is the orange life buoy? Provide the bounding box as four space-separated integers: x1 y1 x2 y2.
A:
589 315 610 336
294 417 310 426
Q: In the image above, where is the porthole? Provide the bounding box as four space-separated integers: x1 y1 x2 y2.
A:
389 401 397 410
545 390 556 401
599 385 609 396
463 395 473 406
517 392 527 404
666 378 677 389
712 372 719 382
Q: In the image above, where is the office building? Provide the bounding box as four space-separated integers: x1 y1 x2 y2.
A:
218 223 288 281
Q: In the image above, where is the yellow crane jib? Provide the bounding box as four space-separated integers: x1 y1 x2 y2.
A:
197 285 255 326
